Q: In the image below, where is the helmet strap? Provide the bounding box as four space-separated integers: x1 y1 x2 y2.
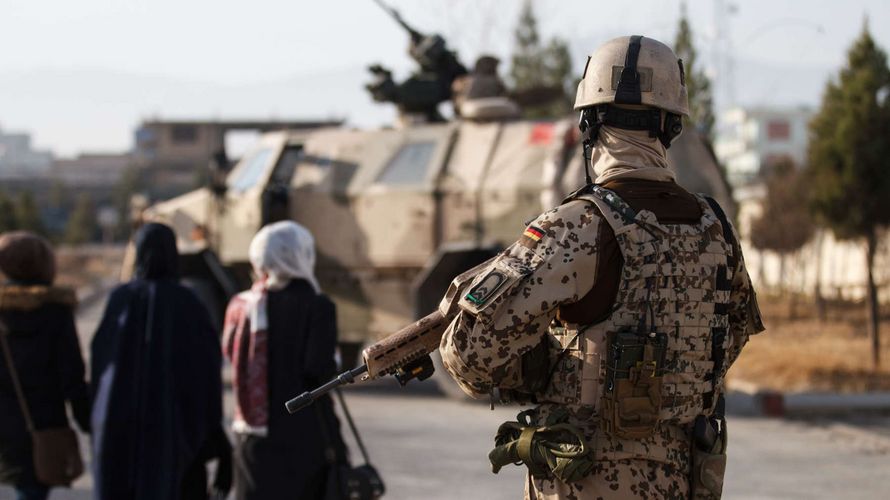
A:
585 104 683 149
614 35 644 105
578 108 604 185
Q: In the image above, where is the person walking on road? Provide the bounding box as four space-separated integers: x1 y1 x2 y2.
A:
224 220 345 500
91 223 230 500
0 232 90 500
439 36 765 499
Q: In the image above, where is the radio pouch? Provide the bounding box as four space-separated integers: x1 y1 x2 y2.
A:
601 330 667 439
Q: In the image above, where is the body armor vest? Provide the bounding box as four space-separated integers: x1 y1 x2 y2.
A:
533 186 735 467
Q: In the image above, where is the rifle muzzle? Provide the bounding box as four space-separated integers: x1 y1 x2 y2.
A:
285 392 313 414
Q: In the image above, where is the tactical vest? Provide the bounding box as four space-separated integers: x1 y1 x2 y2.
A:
533 186 735 467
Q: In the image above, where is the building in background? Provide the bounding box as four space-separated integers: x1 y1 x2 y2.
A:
51 153 132 189
133 119 341 199
716 106 890 303
0 125 53 178
714 106 813 187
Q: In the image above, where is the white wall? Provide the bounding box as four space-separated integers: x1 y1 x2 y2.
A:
737 194 890 303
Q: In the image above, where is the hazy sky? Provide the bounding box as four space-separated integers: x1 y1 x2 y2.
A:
1 0 888 156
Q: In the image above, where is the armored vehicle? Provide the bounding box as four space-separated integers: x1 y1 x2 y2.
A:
141 4 734 395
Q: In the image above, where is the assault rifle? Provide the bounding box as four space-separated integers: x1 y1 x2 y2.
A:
285 256 494 414
285 310 451 413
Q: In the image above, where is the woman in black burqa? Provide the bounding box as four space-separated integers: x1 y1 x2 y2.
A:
90 223 231 500
0 232 90 500
223 220 346 500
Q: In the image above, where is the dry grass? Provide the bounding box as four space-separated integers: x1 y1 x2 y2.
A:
727 295 890 393
55 245 125 291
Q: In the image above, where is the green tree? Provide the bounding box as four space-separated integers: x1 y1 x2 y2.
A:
14 191 46 236
48 180 69 210
750 160 815 257
509 0 573 118
64 194 99 245
674 1 715 140
749 159 815 318
808 23 890 368
0 192 18 233
113 165 144 240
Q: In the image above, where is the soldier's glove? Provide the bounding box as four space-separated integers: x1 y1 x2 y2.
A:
488 419 593 484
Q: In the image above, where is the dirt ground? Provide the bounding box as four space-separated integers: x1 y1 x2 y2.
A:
729 295 890 392
54 245 125 291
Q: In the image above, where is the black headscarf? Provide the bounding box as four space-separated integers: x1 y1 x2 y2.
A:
134 223 179 280
91 223 222 500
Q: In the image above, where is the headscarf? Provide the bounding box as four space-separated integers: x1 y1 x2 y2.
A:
248 221 320 292
0 231 56 285
590 124 677 185
134 223 179 280
225 221 320 435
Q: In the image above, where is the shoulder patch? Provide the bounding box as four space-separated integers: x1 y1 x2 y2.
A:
464 270 508 306
519 225 545 249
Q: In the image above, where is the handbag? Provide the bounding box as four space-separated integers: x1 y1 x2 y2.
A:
0 320 84 486
316 388 385 500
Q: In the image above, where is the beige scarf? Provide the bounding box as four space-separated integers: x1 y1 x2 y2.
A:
590 125 676 184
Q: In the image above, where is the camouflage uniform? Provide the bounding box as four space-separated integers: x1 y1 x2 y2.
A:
439 179 764 499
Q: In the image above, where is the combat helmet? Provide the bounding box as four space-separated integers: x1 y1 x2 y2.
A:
575 36 689 151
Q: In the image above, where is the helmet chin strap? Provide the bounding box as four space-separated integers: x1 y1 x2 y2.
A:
578 108 603 185
577 105 683 185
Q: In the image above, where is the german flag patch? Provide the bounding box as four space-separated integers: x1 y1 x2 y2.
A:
519 226 545 249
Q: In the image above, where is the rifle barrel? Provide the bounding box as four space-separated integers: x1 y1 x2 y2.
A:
371 0 423 41
285 364 369 414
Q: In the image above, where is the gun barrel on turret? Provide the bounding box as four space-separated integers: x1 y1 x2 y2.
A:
372 0 423 43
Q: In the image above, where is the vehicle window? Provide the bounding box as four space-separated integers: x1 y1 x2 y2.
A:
375 141 437 185
269 146 303 185
229 147 273 192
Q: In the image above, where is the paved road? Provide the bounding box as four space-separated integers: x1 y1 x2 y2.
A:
3 294 889 500
325 386 890 500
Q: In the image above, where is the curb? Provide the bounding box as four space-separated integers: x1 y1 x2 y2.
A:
726 380 890 417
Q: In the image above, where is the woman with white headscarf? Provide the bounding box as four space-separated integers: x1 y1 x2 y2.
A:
223 221 344 500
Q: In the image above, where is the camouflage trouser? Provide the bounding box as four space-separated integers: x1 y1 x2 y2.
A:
525 459 688 500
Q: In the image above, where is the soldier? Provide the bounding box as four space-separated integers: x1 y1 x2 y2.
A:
438 35 764 499
452 55 509 114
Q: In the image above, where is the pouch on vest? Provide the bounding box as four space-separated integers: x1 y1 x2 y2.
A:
690 414 728 499
601 330 667 439
488 409 594 484
498 335 551 403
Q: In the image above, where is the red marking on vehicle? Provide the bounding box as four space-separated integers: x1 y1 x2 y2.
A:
528 123 555 145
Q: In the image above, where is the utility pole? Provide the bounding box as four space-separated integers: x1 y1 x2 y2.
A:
713 0 737 112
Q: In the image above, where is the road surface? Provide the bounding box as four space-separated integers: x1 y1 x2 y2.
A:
2 293 888 500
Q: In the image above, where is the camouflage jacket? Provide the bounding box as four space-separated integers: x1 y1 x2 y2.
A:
438 184 764 401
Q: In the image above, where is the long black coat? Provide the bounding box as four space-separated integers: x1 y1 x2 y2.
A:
0 287 89 488
231 278 344 500
90 224 223 500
